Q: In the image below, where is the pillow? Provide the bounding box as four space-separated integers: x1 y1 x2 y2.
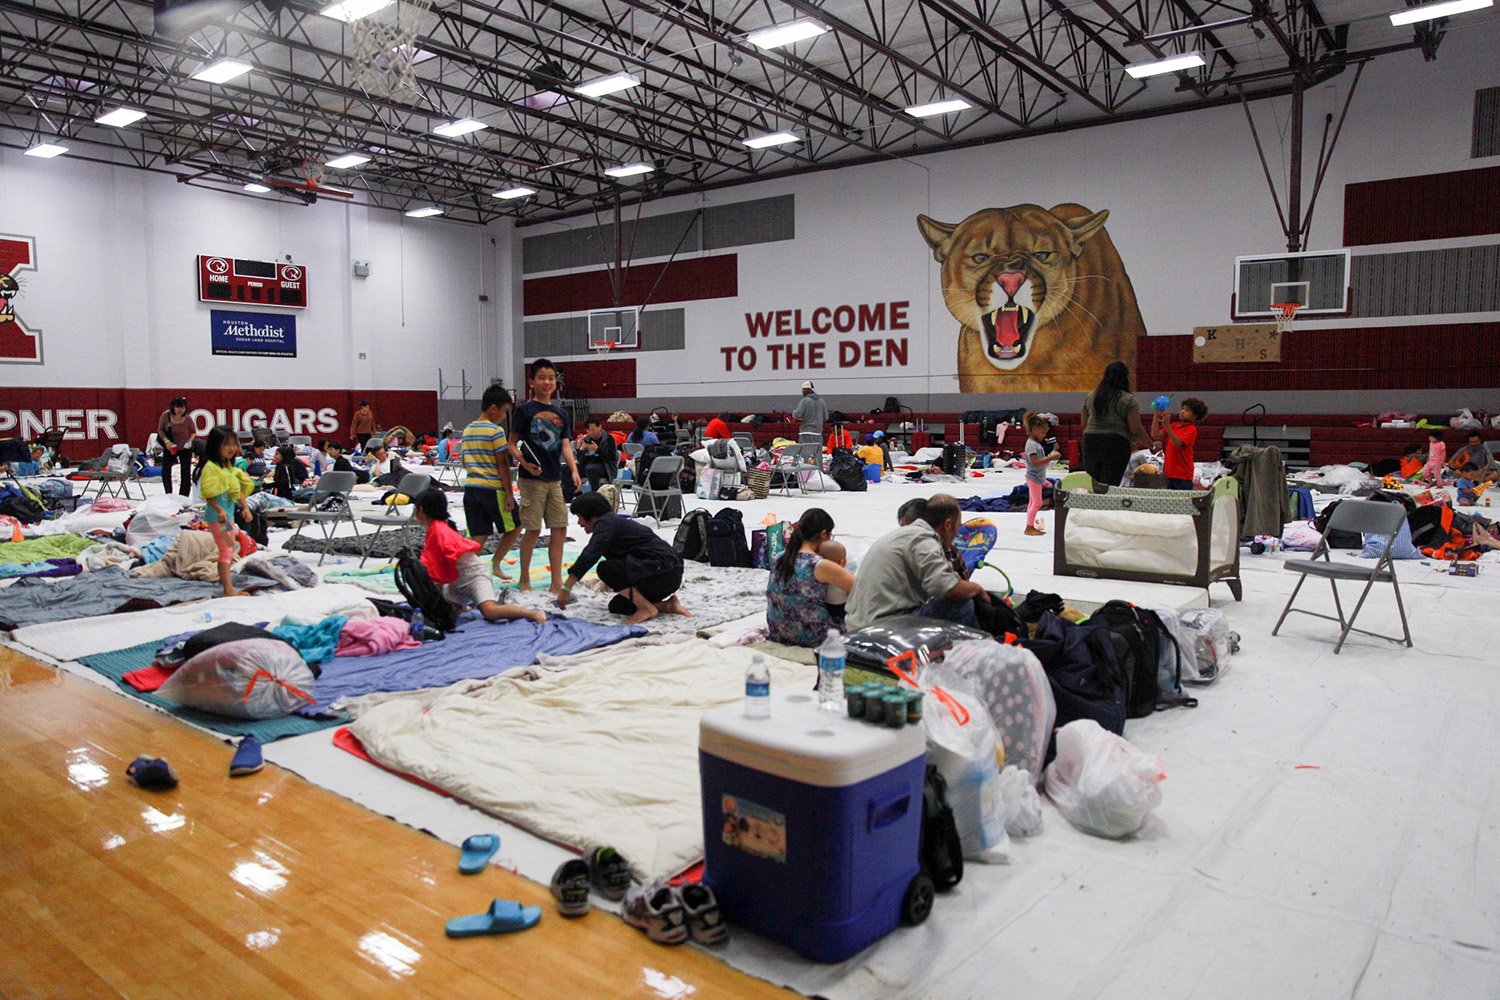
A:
1361 520 1421 560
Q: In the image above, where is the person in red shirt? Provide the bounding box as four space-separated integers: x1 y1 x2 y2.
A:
414 490 545 624
825 425 854 452
703 412 733 440
1152 397 1207 490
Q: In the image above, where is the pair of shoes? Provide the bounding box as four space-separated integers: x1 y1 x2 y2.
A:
621 882 728 946
126 756 178 791
550 859 591 917
586 846 632 902
1024 526 1046 536
229 736 262 777
459 834 500 874
445 898 541 938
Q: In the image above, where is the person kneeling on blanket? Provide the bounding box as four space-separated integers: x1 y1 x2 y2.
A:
557 493 692 626
414 490 545 625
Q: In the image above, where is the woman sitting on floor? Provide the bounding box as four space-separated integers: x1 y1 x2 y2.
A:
413 490 544 625
766 508 856 647
557 493 690 625
270 445 309 499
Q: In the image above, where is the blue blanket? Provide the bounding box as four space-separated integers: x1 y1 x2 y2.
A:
302 615 646 713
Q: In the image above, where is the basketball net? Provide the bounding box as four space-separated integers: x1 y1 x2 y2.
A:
350 0 435 99
591 340 617 356
1270 301 1301 336
300 157 328 190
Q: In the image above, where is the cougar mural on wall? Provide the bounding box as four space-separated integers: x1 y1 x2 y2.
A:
918 203 1143 392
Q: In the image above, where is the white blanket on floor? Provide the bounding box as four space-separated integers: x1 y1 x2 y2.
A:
9 583 375 661
350 639 813 883
509 563 771 635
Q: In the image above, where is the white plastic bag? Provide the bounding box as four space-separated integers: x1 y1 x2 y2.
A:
1044 720 1164 839
124 492 197 547
1143 604 1200 692
1178 608 1235 684
799 471 841 492
999 765 1042 837
1451 409 1482 431
940 640 1055 785
918 663 1011 863
157 638 316 719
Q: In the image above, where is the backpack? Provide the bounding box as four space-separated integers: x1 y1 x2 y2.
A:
1089 601 1197 716
672 508 712 562
920 764 963 892
0 486 46 524
596 483 622 513
1019 612 1128 760
828 448 867 493
393 551 457 635
706 507 751 568
941 443 967 477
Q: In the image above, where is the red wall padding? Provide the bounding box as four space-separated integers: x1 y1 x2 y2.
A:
559 357 637 399
1343 165 1500 246
1136 323 1500 392
522 254 739 316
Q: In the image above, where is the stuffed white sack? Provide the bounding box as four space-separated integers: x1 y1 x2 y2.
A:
940 640 1055 786
1044 720 1164 839
920 664 1011 863
157 638 316 719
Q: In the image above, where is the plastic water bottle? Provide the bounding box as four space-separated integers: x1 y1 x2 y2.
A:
409 609 425 639
744 653 770 719
817 629 846 712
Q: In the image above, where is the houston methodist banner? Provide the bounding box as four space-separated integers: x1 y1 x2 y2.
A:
0 388 436 457
211 309 298 358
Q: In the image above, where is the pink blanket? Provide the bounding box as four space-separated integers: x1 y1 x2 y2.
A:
335 616 421 657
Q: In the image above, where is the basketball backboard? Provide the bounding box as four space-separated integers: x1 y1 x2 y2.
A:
586 306 640 350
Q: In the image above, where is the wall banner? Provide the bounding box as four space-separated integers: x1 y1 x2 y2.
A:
210 309 297 358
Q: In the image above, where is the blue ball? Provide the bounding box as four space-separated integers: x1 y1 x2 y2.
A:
1152 395 1172 411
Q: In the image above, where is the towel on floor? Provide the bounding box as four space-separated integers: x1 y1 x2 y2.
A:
336 616 421 657
272 615 349 665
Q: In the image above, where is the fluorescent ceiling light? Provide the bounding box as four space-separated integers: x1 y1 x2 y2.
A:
24 142 69 158
95 107 147 127
905 98 972 118
244 182 272 193
741 130 799 149
1389 0 1492 24
745 18 828 49
191 58 254 84
405 206 443 218
1124 51 1206 79
319 0 392 22
574 72 640 98
325 153 371 169
603 162 654 179
432 117 486 138
492 186 536 199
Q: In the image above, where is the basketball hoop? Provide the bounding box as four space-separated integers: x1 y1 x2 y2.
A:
350 0 435 99
300 157 327 190
1270 301 1301 336
590 340 617 356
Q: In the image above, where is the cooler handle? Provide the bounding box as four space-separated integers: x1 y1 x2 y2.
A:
867 792 911 832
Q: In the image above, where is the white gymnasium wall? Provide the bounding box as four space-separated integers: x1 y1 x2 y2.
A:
520 22 1499 410
0 146 507 392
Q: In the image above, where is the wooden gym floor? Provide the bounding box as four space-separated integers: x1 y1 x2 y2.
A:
0 646 794 1000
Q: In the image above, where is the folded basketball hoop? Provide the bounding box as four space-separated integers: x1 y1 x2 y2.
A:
1270 301 1301 335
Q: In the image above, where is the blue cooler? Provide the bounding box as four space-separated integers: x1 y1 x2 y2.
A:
699 691 928 962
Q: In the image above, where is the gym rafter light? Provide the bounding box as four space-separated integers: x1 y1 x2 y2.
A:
319 0 392 22
574 72 640 98
905 98 971 118
95 107 148 127
741 130 799 149
603 162 654 178
191 58 253 84
492 186 537 199
1389 0 1492 25
24 142 69 158
404 206 443 218
745 19 827 50
432 118 486 138
1124 51 1206 79
243 182 272 193
325 153 371 169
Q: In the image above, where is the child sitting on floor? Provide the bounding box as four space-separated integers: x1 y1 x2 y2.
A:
818 538 850 627
413 489 545 625
194 425 255 598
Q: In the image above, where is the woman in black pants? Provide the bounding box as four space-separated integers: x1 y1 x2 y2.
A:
156 397 196 496
1080 362 1150 487
555 493 691 626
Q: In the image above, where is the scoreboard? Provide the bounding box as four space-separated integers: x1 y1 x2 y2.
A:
198 255 307 308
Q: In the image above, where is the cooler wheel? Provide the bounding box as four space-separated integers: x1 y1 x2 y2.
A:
901 873 935 926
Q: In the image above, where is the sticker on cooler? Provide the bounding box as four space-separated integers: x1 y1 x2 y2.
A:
721 795 786 863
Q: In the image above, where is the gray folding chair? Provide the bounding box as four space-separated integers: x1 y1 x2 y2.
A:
1272 499 1412 654
1485 441 1500 465
281 470 359 565
289 435 312 447
772 443 819 496
631 454 683 527
358 471 432 566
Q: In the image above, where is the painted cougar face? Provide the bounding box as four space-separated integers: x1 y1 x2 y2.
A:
0 273 18 322
918 205 1108 371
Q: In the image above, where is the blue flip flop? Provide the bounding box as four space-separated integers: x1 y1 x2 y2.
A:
458 834 500 874
444 899 541 939
125 756 178 791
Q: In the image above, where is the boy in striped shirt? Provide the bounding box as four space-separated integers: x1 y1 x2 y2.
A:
461 384 521 579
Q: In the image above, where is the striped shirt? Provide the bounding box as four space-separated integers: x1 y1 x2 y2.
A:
461 418 509 489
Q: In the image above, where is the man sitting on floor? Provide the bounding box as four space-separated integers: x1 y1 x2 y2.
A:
846 493 990 630
556 493 691 626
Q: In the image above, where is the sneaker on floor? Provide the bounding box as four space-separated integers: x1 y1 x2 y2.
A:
677 883 728 946
550 859 592 918
126 756 178 791
586 846 633 901
229 736 263 777
1024 526 1046 536
622 882 688 945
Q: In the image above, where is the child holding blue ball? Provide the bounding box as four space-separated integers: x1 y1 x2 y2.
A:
1151 397 1208 490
